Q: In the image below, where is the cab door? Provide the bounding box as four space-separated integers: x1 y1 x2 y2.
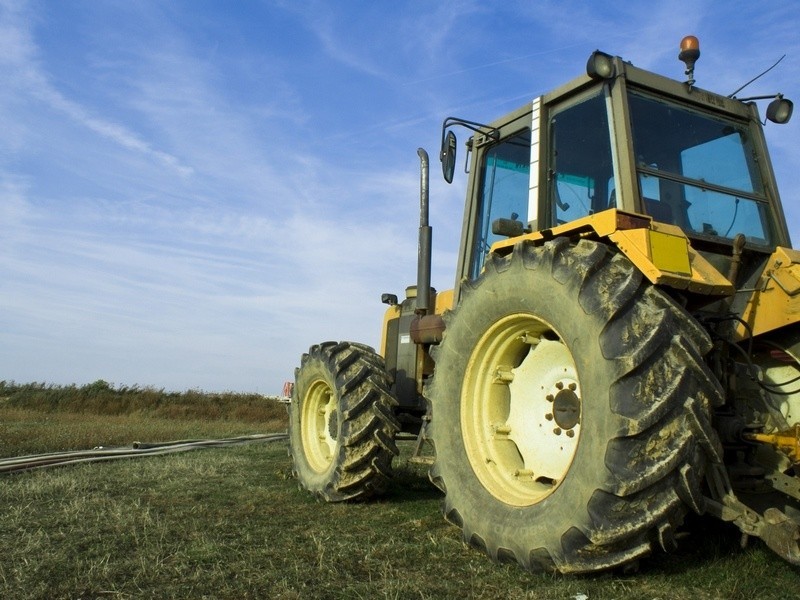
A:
455 108 535 287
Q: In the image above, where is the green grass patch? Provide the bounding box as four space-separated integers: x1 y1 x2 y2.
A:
2 442 798 600
0 383 797 598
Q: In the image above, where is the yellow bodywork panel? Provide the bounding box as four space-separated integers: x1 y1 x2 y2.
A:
435 289 454 313
379 288 455 357
650 230 691 275
490 209 734 296
736 247 800 340
379 304 402 358
610 228 690 277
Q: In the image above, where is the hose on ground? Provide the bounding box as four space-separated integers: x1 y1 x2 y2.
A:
0 433 288 474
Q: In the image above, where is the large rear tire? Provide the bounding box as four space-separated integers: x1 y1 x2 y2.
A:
289 341 400 501
427 238 723 573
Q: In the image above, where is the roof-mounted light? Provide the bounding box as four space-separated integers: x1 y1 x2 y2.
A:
767 95 793 124
586 50 615 80
734 92 794 125
678 35 700 89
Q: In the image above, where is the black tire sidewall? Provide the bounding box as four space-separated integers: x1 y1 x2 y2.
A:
290 342 400 501
289 350 340 495
430 247 623 559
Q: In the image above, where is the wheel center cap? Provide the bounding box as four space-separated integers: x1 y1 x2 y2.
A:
553 388 581 430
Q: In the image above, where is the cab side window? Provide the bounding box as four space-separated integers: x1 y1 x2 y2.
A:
549 93 614 225
469 129 532 279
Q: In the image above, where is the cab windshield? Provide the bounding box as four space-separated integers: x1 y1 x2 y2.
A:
628 91 773 246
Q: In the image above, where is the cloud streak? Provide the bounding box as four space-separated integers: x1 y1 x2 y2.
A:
1 0 798 392
0 2 194 179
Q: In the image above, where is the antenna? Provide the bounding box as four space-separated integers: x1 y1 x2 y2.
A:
728 54 786 98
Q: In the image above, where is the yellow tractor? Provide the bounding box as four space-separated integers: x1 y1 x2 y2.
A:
288 37 800 574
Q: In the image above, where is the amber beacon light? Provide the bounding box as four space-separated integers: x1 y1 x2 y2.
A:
679 35 700 88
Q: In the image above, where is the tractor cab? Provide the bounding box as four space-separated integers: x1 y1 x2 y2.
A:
442 38 793 299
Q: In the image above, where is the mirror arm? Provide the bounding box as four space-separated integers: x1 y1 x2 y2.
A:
440 117 500 149
734 93 784 102
439 117 500 183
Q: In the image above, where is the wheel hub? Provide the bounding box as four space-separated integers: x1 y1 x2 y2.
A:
300 379 338 473
506 338 581 484
462 313 582 507
553 386 581 430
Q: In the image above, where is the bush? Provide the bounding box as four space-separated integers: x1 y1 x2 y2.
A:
0 380 287 425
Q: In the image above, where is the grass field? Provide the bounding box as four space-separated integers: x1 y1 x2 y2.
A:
1 382 798 599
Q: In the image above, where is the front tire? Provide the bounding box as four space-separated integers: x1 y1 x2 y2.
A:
289 341 400 501
427 239 723 573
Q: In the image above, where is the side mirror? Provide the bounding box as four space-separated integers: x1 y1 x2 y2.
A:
440 130 457 184
767 96 793 124
381 293 398 306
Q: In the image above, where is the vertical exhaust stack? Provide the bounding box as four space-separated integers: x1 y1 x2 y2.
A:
410 147 446 347
416 148 432 316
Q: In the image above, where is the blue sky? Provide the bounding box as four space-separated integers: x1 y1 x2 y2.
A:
2 0 799 393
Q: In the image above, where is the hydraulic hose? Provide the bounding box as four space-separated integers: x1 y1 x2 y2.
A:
0 433 288 474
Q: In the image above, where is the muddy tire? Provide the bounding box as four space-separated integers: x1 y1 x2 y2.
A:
427 238 724 573
289 341 400 501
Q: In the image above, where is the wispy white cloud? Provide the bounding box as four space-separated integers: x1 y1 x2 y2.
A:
40 84 195 178
0 2 194 180
1 0 797 392
272 0 395 81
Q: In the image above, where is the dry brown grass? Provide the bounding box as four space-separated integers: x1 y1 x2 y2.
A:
0 381 287 456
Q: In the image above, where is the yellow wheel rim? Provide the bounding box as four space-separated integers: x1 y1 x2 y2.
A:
300 378 338 473
462 313 581 507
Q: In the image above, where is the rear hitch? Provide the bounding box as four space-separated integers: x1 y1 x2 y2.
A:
759 507 800 566
704 463 800 565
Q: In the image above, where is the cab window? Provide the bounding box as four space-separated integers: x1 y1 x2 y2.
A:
549 92 615 225
470 129 531 279
628 91 773 245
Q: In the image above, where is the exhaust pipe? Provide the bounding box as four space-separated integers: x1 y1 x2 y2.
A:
411 147 444 347
416 148 432 315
